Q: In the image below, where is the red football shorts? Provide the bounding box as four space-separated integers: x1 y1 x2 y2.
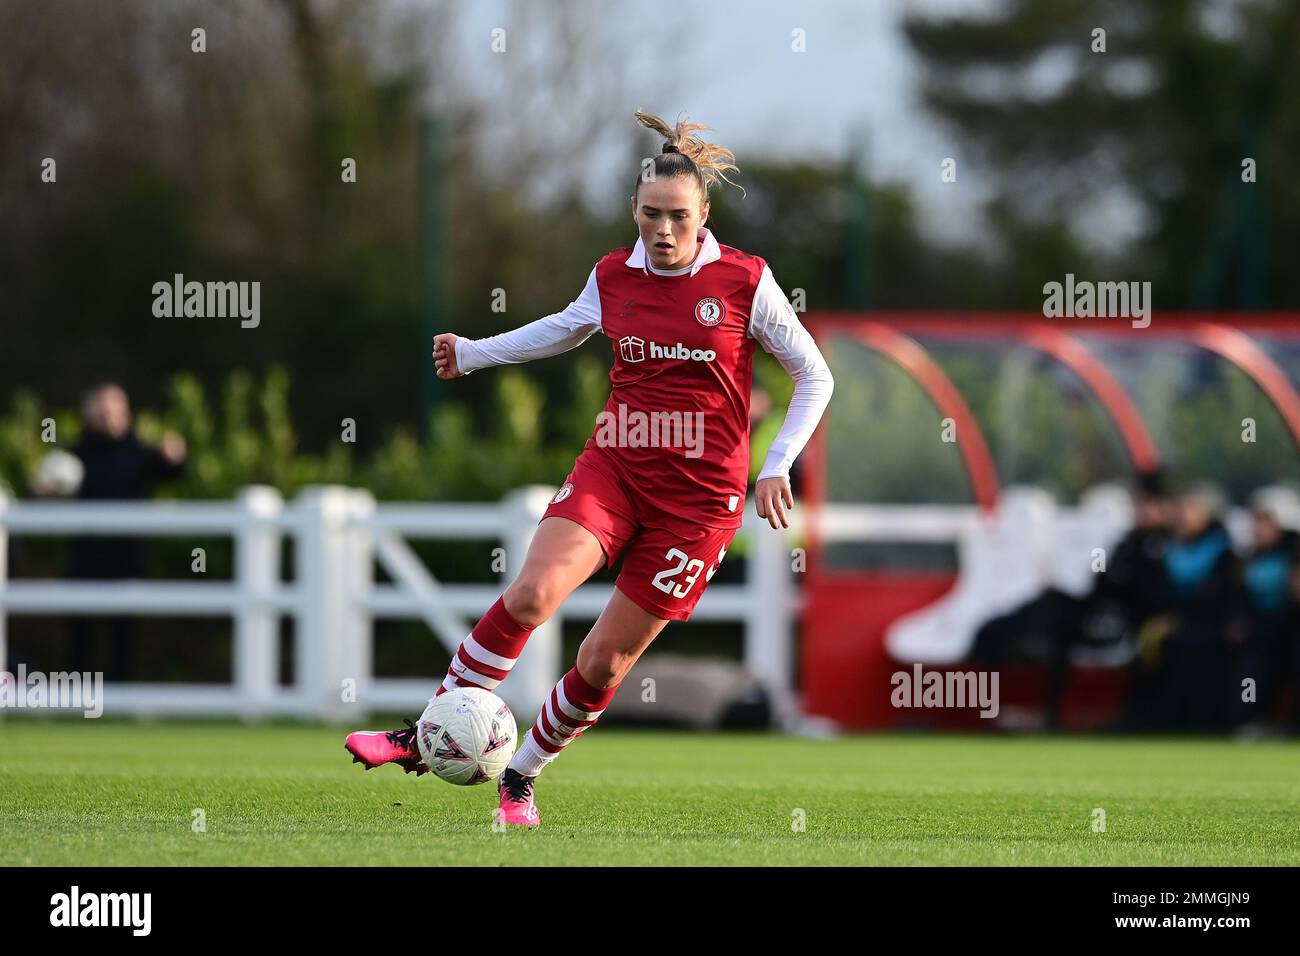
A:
540 447 737 622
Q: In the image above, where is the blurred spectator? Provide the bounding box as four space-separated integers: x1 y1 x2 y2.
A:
1143 484 1247 732
1238 488 1300 732
33 383 186 678
1083 469 1177 731
1086 470 1178 637
971 469 1176 730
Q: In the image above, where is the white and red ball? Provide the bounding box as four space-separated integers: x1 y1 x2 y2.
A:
415 687 517 785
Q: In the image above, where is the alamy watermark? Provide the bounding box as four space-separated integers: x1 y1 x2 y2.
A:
0 665 103 718
50 886 150 936
152 273 260 328
593 402 705 459
1042 273 1151 328
890 663 999 719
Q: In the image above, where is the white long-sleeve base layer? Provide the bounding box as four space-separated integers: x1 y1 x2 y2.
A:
454 262 834 482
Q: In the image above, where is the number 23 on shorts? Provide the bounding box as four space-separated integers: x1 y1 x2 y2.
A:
650 543 728 598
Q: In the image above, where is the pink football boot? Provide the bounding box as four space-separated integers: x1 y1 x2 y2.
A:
345 718 429 775
496 768 541 827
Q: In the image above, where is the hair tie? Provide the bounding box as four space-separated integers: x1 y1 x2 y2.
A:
661 143 680 154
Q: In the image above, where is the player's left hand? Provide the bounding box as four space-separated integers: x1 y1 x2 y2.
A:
754 476 794 530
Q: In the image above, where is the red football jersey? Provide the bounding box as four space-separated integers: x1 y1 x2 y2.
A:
584 242 767 529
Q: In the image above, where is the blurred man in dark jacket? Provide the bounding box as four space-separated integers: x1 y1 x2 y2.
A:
970 469 1175 730
1238 489 1300 731
1146 485 1248 732
1083 470 1178 732
1086 470 1177 639
34 383 186 678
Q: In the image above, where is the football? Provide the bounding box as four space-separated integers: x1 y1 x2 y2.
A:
415 687 517 785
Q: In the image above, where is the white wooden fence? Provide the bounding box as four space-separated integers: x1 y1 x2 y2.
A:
0 486 800 725
6 484 1258 727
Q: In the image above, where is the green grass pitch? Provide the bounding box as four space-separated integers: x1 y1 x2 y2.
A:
1 721 1297 866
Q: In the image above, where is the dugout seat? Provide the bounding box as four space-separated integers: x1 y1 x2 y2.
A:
1048 484 1133 598
884 485 1058 664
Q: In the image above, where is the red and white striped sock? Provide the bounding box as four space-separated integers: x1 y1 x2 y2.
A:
507 666 619 778
435 596 534 697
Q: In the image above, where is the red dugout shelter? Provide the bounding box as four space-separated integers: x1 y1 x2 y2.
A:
800 313 1300 729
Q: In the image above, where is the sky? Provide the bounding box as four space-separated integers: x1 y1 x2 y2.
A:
435 0 999 245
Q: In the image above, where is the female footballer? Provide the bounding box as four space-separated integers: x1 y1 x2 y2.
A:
346 111 834 826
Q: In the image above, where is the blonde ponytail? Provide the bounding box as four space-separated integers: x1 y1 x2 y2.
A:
633 110 744 198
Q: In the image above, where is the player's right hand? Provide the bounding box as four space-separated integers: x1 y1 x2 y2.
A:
433 333 462 379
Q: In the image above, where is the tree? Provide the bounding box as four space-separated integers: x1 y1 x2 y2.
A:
905 0 1300 307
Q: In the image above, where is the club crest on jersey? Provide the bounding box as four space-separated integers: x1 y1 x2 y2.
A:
695 297 725 327
551 482 574 504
